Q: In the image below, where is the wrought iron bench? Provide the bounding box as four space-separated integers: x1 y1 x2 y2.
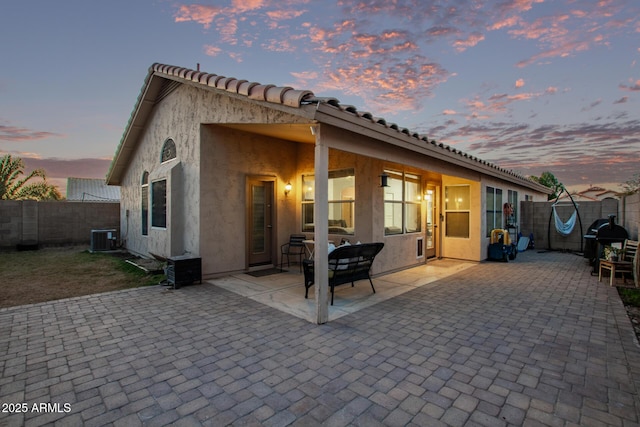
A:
302 242 384 305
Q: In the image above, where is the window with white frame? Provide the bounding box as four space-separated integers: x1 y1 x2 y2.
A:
302 169 355 235
384 170 422 235
445 185 470 238
486 186 503 236
161 138 177 163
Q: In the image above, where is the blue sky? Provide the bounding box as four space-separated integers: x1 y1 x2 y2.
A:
1 0 638 195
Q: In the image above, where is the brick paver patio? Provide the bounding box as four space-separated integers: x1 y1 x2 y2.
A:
1 251 639 426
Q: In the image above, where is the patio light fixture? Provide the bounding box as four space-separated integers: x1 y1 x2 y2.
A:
379 172 389 187
284 182 292 195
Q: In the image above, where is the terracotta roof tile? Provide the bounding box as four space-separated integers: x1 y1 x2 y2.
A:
140 63 548 190
282 89 313 107
238 81 259 96
248 84 275 101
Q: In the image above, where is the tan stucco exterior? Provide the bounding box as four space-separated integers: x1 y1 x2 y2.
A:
110 63 551 286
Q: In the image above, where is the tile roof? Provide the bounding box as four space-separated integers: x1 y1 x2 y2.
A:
108 63 551 194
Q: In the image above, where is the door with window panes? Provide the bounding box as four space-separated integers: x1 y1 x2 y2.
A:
247 177 275 266
425 185 438 258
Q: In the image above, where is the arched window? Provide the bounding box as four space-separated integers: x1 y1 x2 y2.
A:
161 138 177 163
141 171 149 235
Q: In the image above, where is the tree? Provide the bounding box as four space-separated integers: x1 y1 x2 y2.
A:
0 154 62 200
530 171 563 200
621 173 640 195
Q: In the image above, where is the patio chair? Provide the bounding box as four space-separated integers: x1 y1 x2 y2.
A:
280 234 306 272
599 239 638 286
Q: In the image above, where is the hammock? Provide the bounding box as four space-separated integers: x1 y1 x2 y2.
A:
552 205 577 236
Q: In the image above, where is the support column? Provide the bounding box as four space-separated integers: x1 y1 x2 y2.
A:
314 126 329 324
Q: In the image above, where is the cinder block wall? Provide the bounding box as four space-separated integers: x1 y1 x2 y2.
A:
520 199 626 252
621 192 639 240
0 201 23 247
0 201 120 249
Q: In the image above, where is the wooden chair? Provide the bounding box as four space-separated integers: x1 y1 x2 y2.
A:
599 239 638 286
280 234 307 272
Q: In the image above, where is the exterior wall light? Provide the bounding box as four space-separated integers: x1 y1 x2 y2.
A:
284 182 292 195
379 172 389 187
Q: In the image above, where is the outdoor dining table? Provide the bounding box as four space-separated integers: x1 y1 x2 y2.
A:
302 240 333 260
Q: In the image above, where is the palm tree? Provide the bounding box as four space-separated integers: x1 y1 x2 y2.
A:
0 154 62 200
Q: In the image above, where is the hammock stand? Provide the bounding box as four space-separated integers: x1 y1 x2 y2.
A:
547 187 584 253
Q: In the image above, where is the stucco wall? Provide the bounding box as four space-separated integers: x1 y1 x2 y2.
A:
199 126 299 276
115 82 551 274
441 176 481 260
119 85 203 259
119 83 312 261
478 176 549 260
622 192 639 240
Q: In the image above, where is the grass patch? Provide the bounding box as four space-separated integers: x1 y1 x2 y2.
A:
0 247 165 309
618 287 640 307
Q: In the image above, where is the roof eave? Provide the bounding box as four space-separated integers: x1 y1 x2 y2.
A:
106 66 163 185
312 102 552 194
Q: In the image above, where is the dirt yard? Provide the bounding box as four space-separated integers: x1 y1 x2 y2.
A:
0 246 165 309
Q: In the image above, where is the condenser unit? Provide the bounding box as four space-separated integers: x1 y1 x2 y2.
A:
90 229 117 252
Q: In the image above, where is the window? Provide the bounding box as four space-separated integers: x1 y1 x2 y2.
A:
486 186 503 236
302 169 355 235
507 190 518 227
141 172 149 235
161 138 176 163
445 185 470 238
151 180 167 228
384 170 422 235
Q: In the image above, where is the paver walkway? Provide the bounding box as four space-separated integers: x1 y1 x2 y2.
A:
1 251 639 426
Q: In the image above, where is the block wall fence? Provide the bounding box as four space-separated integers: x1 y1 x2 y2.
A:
1 193 638 254
520 192 639 253
0 201 120 250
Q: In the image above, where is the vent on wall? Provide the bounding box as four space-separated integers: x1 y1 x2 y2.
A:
90 229 117 252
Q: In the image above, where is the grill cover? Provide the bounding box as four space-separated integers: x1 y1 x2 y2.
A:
590 215 628 273
595 215 628 245
583 218 609 260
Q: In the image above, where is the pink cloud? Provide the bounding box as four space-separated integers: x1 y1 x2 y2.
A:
306 54 450 113
203 45 222 56
516 39 591 67
174 5 222 29
265 9 306 21
463 90 548 117
0 125 62 142
232 0 266 13
430 118 640 187
453 32 485 52
619 79 640 91
515 78 525 88
505 1 636 68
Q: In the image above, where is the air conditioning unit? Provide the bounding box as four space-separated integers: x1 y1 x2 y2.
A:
90 229 117 252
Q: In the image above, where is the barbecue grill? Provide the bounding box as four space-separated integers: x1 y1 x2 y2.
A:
583 218 609 261
588 214 628 274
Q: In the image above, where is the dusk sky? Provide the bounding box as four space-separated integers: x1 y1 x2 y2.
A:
1 0 638 195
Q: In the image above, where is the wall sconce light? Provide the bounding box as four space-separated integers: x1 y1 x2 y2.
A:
284 182 292 196
379 172 389 187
